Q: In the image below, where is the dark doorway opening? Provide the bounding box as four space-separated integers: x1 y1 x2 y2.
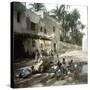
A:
14 34 29 60
54 43 56 53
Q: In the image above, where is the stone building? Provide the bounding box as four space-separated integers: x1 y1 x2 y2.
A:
13 2 61 59
42 12 61 53
13 2 28 59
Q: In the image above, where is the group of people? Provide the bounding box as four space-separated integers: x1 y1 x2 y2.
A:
32 46 77 74
54 54 74 80
18 52 75 79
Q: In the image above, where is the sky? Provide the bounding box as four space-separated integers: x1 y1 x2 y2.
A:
26 3 88 37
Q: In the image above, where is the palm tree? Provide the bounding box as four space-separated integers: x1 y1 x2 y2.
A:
50 5 68 41
50 5 66 21
50 6 85 45
49 5 60 20
69 9 85 45
29 3 46 12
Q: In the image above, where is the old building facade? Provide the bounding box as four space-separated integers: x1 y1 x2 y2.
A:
13 2 61 59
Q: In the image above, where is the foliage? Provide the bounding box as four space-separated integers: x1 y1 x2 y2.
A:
29 3 46 12
50 6 85 46
50 5 66 21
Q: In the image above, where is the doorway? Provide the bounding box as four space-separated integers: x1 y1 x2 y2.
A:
54 43 56 53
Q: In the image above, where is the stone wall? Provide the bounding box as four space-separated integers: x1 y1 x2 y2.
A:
58 41 82 54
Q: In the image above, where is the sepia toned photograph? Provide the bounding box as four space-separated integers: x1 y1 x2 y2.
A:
11 2 88 88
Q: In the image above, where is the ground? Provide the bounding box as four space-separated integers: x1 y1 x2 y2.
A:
14 50 88 88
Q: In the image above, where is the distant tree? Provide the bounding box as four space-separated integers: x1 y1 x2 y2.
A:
68 9 85 45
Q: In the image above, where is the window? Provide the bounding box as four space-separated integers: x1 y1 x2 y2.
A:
26 17 30 30
54 43 56 52
17 12 21 22
40 43 43 48
44 29 47 34
31 22 36 30
53 26 55 32
40 27 42 32
32 40 35 47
